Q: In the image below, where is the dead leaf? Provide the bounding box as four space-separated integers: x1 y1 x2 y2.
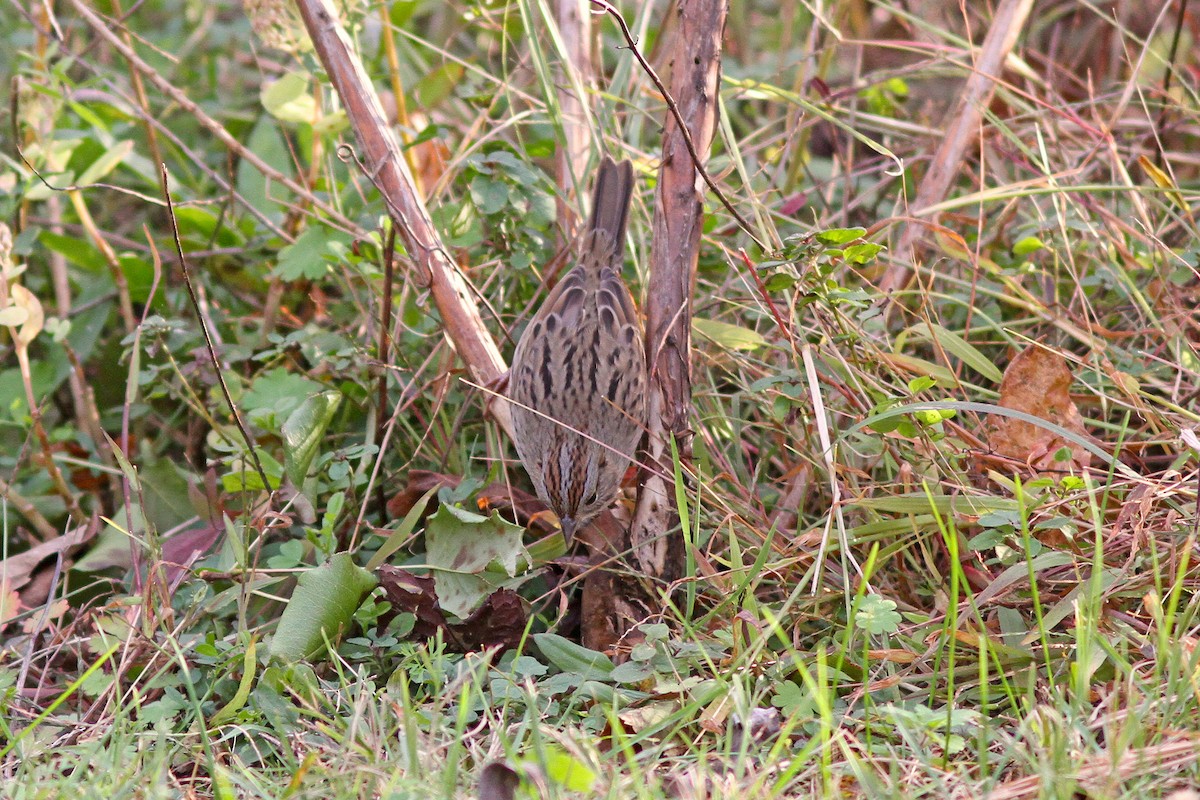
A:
0 578 22 631
987 344 1093 472
0 523 94 595
377 566 527 653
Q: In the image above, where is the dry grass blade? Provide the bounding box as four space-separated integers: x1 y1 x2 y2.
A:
880 0 1035 294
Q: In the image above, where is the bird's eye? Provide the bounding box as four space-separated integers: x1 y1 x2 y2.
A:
585 490 598 506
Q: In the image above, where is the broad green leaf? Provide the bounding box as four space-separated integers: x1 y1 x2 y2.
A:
261 72 317 124
843 241 884 264
221 450 284 492
414 63 464 109
76 140 134 186
1012 236 1045 257
900 322 1004 383
237 116 291 222
38 230 106 271
243 368 326 430
425 504 530 618
816 227 866 245
693 317 767 351
282 390 342 486
275 227 352 281
469 175 509 215
533 633 615 681
537 748 597 793
268 553 378 663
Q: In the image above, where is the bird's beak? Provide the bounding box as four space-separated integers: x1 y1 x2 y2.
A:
559 516 576 544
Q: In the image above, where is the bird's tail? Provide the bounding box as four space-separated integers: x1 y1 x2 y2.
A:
586 156 634 260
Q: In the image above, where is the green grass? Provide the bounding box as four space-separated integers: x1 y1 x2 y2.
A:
3 0 1200 797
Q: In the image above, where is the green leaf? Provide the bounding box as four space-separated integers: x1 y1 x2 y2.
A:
237 116 291 222
242 368 326 429
208 637 258 727
469 175 509 215
692 317 767 351
221 450 284 492
281 390 342 486
268 553 378 663
414 62 464 109
907 375 936 394
1012 236 1045 257
816 227 866 245
38 230 106 271
855 594 902 635
900 322 1004 383
366 484 439 571
533 633 615 681
538 747 597 793
389 0 420 27
842 241 884 264
763 272 798 292
261 72 317 123
275 227 353 281
425 504 531 618
76 140 134 186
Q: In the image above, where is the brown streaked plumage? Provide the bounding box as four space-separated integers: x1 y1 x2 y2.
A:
508 156 647 542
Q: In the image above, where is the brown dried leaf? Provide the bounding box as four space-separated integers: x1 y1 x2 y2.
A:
377 566 527 653
0 578 21 632
987 344 1092 472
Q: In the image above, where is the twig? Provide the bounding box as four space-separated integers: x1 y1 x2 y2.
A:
160 165 274 498
294 0 513 437
0 474 61 542
588 0 765 252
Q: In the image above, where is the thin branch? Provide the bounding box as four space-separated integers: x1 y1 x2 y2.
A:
294 0 513 437
160 165 274 499
589 0 764 252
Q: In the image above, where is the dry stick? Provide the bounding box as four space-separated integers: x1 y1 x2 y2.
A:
588 0 763 253
878 0 1035 295
294 0 513 438
67 0 358 235
627 0 728 581
160 165 274 498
